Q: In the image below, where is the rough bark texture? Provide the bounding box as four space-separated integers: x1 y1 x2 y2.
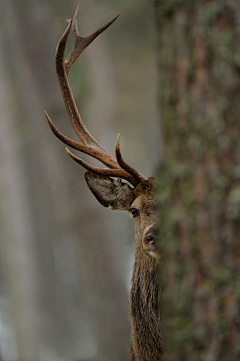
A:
153 1 240 360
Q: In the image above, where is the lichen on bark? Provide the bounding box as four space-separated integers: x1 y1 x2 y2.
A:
153 0 240 360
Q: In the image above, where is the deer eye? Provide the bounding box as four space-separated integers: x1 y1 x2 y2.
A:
131 208 139 218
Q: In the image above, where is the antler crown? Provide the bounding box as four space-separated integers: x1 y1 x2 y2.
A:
45 5 147 187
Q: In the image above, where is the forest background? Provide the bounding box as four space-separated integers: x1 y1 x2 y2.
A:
0 1 159 361
1 0 240 361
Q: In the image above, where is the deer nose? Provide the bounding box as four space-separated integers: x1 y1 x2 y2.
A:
143 224 161 259
146 232 155 245
146 226 159 245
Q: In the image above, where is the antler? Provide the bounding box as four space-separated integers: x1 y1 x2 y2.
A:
45 5 146 187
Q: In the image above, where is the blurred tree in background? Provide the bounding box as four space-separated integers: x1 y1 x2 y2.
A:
4 0 239 360
0 1 159 361
154 0 240 360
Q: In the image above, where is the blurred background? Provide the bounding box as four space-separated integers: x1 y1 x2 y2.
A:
2 1 240 360
0 1 160 361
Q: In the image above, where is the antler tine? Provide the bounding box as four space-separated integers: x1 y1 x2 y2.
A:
46 6 146 188
45 111 116 164
55 10 116 148
66 147 138 186
52 6 121 170
65 5 120 76
115 134 147 184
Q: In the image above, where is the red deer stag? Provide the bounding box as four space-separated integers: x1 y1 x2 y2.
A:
45 6 165 361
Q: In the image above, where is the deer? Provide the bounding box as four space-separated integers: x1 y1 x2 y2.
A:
45 6 165 361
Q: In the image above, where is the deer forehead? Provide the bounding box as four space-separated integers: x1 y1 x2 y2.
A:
132 194 156 217
132 177 156 215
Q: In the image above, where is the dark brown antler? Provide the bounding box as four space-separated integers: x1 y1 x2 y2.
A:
45 5 147 187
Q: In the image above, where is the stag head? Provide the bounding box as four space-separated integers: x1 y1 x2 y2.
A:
85 173 161 259
45 6 160 259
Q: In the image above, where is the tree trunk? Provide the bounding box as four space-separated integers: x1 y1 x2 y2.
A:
0 35 39 361
153 1 240 360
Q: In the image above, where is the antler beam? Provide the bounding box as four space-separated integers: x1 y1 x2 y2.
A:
45 5 147 187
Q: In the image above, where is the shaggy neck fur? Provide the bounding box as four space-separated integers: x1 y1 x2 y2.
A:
129 247 165 361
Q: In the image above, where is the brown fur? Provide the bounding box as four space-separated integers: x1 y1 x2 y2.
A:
130 256 164 360
85 173 165 360
129 179 165 360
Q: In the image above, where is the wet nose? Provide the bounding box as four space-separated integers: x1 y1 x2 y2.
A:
146 225 159 245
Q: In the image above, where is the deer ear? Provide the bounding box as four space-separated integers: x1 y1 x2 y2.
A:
84 171 134 210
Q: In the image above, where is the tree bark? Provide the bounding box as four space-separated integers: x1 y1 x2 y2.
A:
154 1 240 360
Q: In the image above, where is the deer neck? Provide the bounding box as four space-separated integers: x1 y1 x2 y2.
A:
129 249 165 361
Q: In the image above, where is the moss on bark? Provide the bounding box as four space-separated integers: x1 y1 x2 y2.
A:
153 0 240 360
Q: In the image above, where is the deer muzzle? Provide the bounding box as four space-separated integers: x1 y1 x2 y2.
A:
143 224 161 260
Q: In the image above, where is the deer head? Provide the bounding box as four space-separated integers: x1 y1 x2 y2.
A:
45 6 161 261
45 6 164 360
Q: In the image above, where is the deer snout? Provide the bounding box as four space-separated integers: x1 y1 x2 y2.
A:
143 224 161 260
146 226 159 245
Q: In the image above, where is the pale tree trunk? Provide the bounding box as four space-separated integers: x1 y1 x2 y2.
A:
154 0 240 360
0 0 130 360
0 42 39 361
